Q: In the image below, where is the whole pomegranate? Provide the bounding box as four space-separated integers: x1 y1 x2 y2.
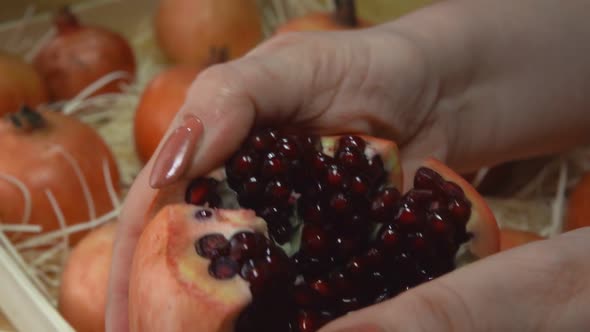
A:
129 130 499 332
33 7 136 101
155 0 263 65
0 51 47 116
274 0 372 34
59 221 116 332
0 106 120 245
565 172 590 231
134 48 229 163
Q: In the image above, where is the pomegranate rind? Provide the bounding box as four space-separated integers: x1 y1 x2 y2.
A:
565 173 590 231
129 204 266 332
423 158 500 258
499 229 544 251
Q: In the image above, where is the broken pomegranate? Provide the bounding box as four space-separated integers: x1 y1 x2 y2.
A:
129 130 499 332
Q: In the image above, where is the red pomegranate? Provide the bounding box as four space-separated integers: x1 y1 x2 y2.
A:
134 48 229 163
0 106 120 245
59 221 117 332
155 0 263 65
129 130 499 332
33 7 136 101
0 51 48 117
274 0 372 35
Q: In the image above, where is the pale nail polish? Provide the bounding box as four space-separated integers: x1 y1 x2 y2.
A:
149 116 203 188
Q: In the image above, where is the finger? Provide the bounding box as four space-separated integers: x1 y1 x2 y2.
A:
105 162 158 332
320 228 590 332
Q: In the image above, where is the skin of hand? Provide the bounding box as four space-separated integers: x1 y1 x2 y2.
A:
106 0 590 331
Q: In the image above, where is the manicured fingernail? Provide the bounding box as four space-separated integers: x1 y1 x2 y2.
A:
149 115 203 188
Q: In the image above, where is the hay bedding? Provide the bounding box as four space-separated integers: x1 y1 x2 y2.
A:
0 0 588 324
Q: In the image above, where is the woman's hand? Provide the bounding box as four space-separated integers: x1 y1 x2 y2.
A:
106 0 590 331
106 26 448 332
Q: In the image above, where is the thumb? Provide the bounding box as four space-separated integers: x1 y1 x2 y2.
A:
320 228 590 332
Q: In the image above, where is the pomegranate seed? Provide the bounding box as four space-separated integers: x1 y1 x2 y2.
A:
261 152 289 178
241 176 263 197
299 200 325 224
329 192 351 214
301 224 331 257
377 224 401 254
441 181 465 198
338 135 366 151
337 147 367 170
329 271 354 296
405 232 429 256
404 189 434 207
333 233 361 260
240 259 272 294
310 152 333 174
350 175 370 196
346 256 368 279
371 187 401 222
264 179 292 204
325 164 347 189
366 155 385 183
336 296 361 314
395 204 420 229
449 198 471 224
310 278 332 298
229 232 269 263
185 178 220 207
195 233 229 259
414 167 444 190
297 310 330 332
263 246 293 281
364 248 385 268
429 212 453 238
277 137 301 160
293 284 318 308
229 150 259 179
208 257 239 279
248 129 278 151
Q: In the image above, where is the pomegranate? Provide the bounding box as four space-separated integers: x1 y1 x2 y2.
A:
134 48 228 163
0 51 48 117
129 130 499 332
59 221 116 332
0 106 120 245
33 7 136 101
155 0 263 65
274 0 372 35
565 172 590 231
499 228 544 251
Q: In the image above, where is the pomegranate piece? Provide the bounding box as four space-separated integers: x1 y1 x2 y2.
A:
130 130 499 332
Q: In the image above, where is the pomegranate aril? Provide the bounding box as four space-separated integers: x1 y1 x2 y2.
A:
264 246 295 282
241 176 263 197
195 233 229 259
297 310 331 332
339 135 366 151
325 164 347 189
366 155 385 183
299 200 325 224
449 198 471 225
350 175 370 196
414 167 444 190
377 224 401 254
208 257 239 280
240 258 272 295
370 187 401 222
261 152 289 178
298 135 320 152
229 232 269 263
328 192 352 214
264 179 292 204
395 204 422 230
429 211 454 239
441 181 464 198
292 252 335 281
248 129 278 151
310 152 333 175
333 233 364 261
185 178 220 207
346 255 369 279
328 271 355 297
277 137 302 160
228 150 259 179
403 189 434 207
310 278 332 298
257 205 290 225
335 296 361 314
301 224 331 257
336 146 367 171
405 232 430 257
293 283 319 308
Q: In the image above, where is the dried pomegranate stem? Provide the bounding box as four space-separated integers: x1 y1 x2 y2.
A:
54 6 80 34
333 0 358 27
7 105 45 131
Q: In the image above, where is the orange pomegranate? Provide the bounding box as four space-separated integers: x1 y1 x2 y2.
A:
0 106 120 245
0 51 47 117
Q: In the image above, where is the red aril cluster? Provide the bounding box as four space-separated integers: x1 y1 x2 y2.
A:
180 129 477 332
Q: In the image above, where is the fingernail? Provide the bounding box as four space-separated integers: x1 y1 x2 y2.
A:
149 115 203 188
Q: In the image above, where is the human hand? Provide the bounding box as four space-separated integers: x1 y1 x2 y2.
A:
320 227 590 332
106 26 452 332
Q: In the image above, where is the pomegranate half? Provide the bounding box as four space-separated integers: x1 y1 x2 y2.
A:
129 130 499 332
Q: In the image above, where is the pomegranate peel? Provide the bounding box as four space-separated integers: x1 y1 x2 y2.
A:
129 130 499 332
